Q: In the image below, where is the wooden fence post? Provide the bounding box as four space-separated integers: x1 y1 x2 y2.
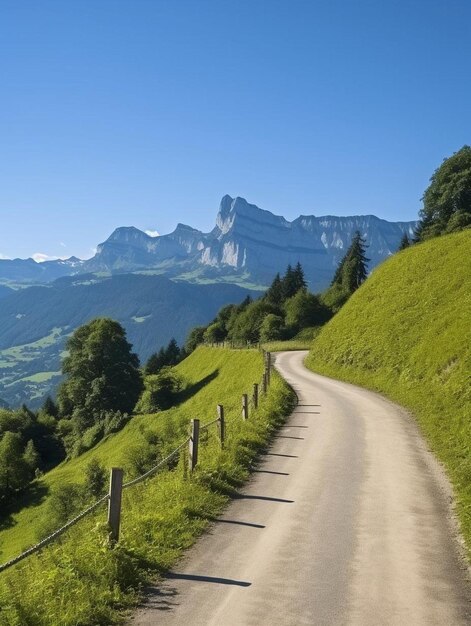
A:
253 383 259 409
107 468 123 544
189 419 200 472
262 371 268 394
217 404 225 448
242 394 249 420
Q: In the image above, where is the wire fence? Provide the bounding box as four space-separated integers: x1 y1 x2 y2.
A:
0 350 274 574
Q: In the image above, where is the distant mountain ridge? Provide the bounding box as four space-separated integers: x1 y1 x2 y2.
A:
0 196 417 290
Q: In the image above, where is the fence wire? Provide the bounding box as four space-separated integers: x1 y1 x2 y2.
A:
0 493 110 573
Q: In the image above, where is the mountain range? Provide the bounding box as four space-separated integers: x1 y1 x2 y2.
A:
0 195 417 291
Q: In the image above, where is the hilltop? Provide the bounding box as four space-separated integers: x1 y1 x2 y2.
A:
306 230 471 550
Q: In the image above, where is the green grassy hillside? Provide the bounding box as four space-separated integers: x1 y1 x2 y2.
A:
0 346 295 625
306 230 471 551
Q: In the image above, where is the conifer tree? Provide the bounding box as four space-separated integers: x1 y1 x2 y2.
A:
42 395 58 418
331 231 369 293
293 262 307 292
265 273 283 304
398 233 410 251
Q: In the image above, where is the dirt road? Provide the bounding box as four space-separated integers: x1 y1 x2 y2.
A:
133 350 470 625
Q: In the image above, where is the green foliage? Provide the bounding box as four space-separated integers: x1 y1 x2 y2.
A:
259 314 285 342
23 440 40 473
58 318 143 424
322 231 370 311
84 458 107 499
145 338 182 375
185 325 206 353
306 230 471 555
229 299 278 343
0 347 295 625
417 145 471 240
0 432 31 498
398 232 410 251
203 322 226 343
135 367 183 413
41 396 58 419
284 289 331 333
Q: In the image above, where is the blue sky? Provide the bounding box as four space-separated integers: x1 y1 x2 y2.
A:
0 0 470 261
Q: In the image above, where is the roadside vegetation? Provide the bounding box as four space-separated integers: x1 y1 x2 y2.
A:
0 346 295 625
306 230 471 553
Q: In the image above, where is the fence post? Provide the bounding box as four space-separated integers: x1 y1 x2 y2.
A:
253 383 259 409
107 468 123 544
189 419 200 472
262 371 268 394
266 352 271 385
217 404 225 448
242 394 249 420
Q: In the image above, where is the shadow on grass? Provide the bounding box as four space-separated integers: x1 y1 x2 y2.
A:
0 481 50 532
175 369 220 405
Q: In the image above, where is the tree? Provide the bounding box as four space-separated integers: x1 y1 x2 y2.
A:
0 432 30 497
398 233 410 251
135 367 183 413
165 338 181 365
41 396 58 419
284 289 330 332
417 145 471 240
185 326 206 353
280 265 299 300
57 318 143 424
229 300 278 343
333 231 369 293
259 314 285 342
84 458 107 499
293 262 307 291
265 273 284 305
23 439 40 473
145 348 167 375
203 322 226 343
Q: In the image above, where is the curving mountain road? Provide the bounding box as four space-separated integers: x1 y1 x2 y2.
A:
132 350 470 625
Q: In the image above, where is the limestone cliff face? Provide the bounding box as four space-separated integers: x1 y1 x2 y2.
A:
196 196 416 288
0 195 417 290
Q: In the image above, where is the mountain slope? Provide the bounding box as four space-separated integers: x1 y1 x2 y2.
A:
0 275 255 407
306 230 471 552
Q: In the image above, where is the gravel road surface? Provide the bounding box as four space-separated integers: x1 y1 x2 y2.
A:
132 350 470 625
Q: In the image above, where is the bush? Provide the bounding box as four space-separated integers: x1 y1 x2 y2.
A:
135 368 183 413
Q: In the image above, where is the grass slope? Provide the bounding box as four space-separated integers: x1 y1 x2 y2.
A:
306 230 471 553
0 347 295 625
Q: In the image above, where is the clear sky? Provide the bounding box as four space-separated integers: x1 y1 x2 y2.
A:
0 0 470 261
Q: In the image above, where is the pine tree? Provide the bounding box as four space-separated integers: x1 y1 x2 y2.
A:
42 395 58 418
293 262 307 292
265 273 283 304
331 231 369 293
398 233 410 251
281 265 299 300
165 338 181 365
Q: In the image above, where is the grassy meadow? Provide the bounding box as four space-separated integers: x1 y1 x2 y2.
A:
0 346 295 625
